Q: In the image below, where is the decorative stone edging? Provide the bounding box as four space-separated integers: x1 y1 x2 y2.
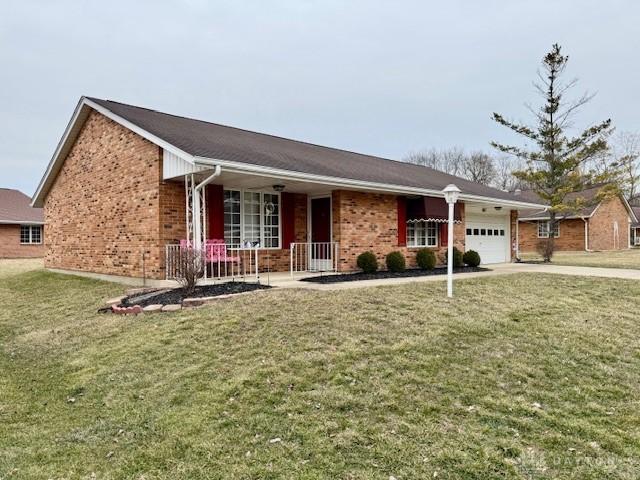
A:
102 286 271 315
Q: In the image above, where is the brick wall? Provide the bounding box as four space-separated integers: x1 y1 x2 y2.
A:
588 196 630 250
0 224 45 258
518 218 586 252
44 111 166 279
331 190 465 271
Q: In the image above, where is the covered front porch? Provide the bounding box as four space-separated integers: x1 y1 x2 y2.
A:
161 155 517 281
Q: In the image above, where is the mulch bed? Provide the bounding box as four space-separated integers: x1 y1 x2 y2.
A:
300 266 489 284
119 282 271 308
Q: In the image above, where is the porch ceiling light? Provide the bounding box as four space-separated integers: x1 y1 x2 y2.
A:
273 184 285 192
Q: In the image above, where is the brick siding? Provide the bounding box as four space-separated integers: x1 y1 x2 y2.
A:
588 196 630 250
0 224 44 258
331 190 466 271
44 111 166 279
518 218 586 252
518 196 631 253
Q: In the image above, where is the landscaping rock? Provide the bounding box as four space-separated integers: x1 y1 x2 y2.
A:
105 296 125 306
112 305 143 315
142 304 164 313
161 304 182 312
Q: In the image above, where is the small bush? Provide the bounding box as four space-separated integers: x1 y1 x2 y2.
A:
444 246 464 268
385 251 406 272
416 248 436 270
463 250 481 267
357 251 378 273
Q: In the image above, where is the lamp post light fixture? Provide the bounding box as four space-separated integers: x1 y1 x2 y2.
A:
442 184 461 298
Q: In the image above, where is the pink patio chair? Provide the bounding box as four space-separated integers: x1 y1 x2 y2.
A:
205 239 240 264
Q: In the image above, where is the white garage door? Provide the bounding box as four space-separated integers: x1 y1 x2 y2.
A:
465 214 510 264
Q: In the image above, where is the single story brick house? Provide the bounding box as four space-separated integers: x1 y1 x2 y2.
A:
31 97 542 282
517 186 637 253
0 188 44 258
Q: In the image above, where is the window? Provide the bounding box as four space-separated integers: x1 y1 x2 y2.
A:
466 228 472 235
537 221 559 238
20 225 42 244
223 189 280 248
407 221 438 247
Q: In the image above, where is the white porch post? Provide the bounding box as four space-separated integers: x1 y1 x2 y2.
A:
442 184 461 298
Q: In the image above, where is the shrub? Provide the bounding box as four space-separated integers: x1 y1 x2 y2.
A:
463 249 481 267
176 246 205 296
416 248 436 270
385 251 406 272
444 246 464 268
356 251 378 273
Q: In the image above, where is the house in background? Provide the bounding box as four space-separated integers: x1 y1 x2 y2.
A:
0 188 44 258
631 206 640 246
517 186 636 253
31 97 542 283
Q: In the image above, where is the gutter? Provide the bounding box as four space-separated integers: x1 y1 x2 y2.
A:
194 158 545 210
582 217 591 252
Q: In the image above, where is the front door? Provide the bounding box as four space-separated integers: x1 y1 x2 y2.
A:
310 197 332 270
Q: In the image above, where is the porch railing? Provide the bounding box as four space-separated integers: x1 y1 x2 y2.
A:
165 244 260 282
290 242 339 276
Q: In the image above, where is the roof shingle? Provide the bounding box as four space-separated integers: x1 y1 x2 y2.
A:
0 189 43 223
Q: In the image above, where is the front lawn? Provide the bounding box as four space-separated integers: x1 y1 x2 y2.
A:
521 248 640 270
1 263 639 478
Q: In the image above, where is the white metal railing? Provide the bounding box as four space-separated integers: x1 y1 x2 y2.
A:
165 244 260 281
290 242 339 276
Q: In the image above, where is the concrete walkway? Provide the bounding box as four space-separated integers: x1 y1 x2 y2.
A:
265 262 640 290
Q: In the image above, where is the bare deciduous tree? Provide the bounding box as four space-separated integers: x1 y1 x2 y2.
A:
462 151 496 185
404 147 466 176
612 131 640 200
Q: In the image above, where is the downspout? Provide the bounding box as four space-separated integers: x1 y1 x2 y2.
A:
582 217 591 252
192 165 222 248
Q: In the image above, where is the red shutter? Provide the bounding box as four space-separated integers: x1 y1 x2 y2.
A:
397 196 407 246
439 223 448 247
207 184 224 240
281 192 296 249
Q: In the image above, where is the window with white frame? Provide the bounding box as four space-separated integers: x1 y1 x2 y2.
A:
537 220 559 238
20 225 42 244
407 221 438 247
223 189 280 248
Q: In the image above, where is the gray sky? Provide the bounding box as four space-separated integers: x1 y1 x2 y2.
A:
2 0 639 196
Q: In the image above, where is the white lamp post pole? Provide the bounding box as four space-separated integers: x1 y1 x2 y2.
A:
442 184 461 298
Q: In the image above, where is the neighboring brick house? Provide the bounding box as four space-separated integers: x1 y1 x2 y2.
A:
0 188 44 258
631 206 640 247
31 97 542 282
517 186 636 253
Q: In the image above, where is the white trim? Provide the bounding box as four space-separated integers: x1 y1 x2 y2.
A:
0 220 45 225
406 220 439 248
195 158 544 210
537 220 560 238
20 224 43 245
224 188 282 250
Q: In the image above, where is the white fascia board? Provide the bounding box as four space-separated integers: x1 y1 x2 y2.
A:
0 220 45 225
193 157 546 210
31 96 196 207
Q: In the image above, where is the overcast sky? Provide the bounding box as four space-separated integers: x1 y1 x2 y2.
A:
1 0 639 196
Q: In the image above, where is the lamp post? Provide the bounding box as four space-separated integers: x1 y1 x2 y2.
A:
442 184 461 298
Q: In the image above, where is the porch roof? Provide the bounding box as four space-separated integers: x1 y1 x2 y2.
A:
33 96 545 209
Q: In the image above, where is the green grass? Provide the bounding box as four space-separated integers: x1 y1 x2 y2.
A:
521 249 640 270
1 262 640 479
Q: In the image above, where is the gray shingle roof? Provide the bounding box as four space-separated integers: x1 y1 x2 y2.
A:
518 185 620 219
0 188 43 223
86 97 539 205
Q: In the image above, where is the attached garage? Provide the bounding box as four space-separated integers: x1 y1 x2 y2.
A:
465 211 511 264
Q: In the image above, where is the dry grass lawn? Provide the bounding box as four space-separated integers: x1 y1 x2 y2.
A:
1 261 639 479
521 249 640 270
